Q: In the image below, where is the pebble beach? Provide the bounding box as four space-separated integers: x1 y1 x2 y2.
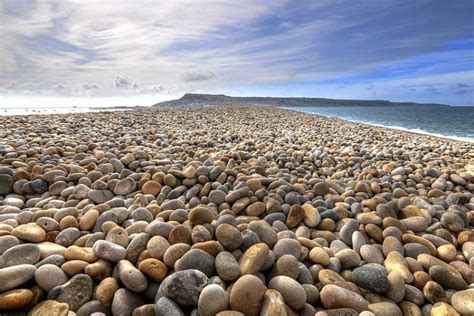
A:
0 105 473 316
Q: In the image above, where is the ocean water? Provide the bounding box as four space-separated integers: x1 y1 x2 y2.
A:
284 105 474 142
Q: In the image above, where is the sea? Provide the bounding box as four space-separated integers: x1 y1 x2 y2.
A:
283 105 474 143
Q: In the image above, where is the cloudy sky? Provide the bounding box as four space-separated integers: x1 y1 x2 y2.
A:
1 0 473 106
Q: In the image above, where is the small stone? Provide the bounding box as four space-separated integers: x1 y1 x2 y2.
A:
1 243 41 266
216 224 242 250
239 243 269 275
113 177 136 195
138 258 168 282
92 240 126 262
112 288 145 316
302 203 321 227
260 289 287 315
198 284 229 316
0 289 33 310
209 190 227 205
0 264 36 292
48 274 93 311
352 266 389 294
189 206 214 225
429 265 468 290
12 223 46 242
423 280 447 304
88 190 114 203
28 299 70 316
175 248 215 277
360 244 384 264
229 275 267 316
157 269 208 306
431 302 461 316
117 259 148 292
335 249 361 269
451 289 474 315
320 284 369 312
215 251 240 281
268 275 306 310
155 296 184 316
309 247 330 265
35 264 69 291
286 205 305 228
95 277 119 306
142 180 162 195
273 237 301 259
0 174 14 195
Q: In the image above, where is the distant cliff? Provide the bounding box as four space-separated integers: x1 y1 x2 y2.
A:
154 93 450 107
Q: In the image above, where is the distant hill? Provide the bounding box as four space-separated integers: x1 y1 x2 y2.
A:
153 93 450 108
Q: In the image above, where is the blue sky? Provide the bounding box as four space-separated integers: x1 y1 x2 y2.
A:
1 0 473 106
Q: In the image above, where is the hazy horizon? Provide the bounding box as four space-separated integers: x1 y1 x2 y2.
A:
1 1 474 107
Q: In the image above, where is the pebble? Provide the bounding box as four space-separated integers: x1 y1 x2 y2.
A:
239 243 269 275
352 266 389 294
215 251 240 281
0 288 33 310
112 288 145 316
268 275 307 310
12 223 46 242
117 259 148 292
157 269 208 306
229 274 267 316
0 264 36 292
0 106 472 314
35 264 69 291
92 240 126 262
198 284 229 316
450 289 474 315
28 299 70 316
1 243 41 267
320 284 369 312
47 274 93 311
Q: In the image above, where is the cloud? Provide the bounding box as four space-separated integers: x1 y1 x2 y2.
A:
181 70 216 82
114 75 138 89
83 83 101 90
0 1 473 105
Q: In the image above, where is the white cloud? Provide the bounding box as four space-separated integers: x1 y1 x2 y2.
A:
0 0 473 105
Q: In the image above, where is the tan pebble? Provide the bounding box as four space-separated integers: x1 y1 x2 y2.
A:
79 209 99 231
229 275 267 316
384 252 413 283
138 258 168 282
27 300 69 315
64 246 99 263
12 223 46 242
61 260 88 276
431 302 460 316
0 289 33 310
437 244 457 262
95 277 119 305
239 243 269 275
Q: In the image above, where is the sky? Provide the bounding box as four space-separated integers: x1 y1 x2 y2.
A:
1 0 473 107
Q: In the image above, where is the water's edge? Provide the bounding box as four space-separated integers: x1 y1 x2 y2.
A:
282 106 474 143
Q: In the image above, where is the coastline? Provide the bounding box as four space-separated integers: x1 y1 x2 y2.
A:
1 104 473 144
281 106 474 144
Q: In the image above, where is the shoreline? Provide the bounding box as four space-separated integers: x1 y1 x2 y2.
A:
281 106 474 144
0 105 474 144
1 105 473 144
